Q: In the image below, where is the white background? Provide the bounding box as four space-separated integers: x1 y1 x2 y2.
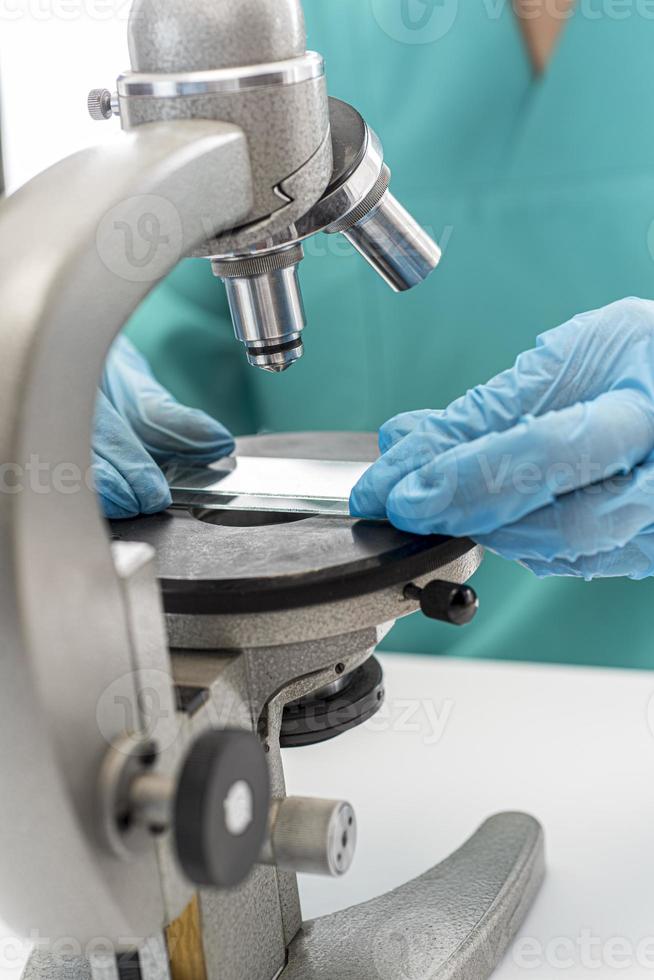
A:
0 1 130 192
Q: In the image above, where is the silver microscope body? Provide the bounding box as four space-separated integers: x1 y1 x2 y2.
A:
0 3 544 979
90 0 441 371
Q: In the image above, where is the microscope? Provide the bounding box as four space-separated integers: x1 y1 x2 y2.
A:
0 2 544 979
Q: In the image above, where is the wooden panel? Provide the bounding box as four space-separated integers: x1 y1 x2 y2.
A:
166 895 208 980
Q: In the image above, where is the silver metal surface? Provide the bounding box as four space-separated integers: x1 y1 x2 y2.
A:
294 675 349 703
168 455 371 516
202 98 440 368
173 652 301 980
127 0 307 73
218 259 306 372
112 0 332 370
129 773 175 833
23 809 543 980
117 52 324 98
300 123 385 234
98 735 162 859
88 88 114 120
261 798 357 877
121 0 332 255
111 540 191 923
0 118 253 945
281 813 545 980
343 188 442 293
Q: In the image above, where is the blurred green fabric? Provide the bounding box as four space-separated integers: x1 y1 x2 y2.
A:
126 0 654 668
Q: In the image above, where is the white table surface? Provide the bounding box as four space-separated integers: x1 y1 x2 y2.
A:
1 654 653 978
284 654 654 979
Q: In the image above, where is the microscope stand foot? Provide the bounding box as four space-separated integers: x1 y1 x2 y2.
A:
20 814 543 980
281 811 544 980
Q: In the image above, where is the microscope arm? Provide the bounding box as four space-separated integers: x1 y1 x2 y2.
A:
0 119 252 945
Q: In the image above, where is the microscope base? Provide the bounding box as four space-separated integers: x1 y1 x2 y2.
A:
21 812 543 980
282 811 544 980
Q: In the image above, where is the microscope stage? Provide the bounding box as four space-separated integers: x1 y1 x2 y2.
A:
110 432 479 616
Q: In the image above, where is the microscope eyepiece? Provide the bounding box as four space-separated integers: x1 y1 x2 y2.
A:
324 165 441 293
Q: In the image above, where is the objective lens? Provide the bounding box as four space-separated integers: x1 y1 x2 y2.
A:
213 245 306 373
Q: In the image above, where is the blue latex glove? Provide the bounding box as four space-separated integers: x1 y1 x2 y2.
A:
94 336 235 519
350 298 654 580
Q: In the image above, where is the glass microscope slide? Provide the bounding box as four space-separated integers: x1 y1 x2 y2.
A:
166 456 372 517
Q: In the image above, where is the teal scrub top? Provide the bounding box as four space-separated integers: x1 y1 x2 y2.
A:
126 1 654 669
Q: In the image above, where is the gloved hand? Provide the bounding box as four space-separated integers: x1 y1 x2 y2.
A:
94 336 234 519
350 298 654 580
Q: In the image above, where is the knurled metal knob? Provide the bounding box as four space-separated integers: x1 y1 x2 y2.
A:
87 88 114 121
260 796 357 877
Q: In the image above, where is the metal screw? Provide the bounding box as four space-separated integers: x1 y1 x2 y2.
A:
88 88 115 121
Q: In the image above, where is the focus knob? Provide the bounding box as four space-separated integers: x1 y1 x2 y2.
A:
260 797 357 876
174 729 270 888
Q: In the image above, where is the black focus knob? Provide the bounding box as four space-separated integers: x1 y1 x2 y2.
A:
404 580 479 626
174 729 270 889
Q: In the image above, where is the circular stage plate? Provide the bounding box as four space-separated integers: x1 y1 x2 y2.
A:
111 433 477 615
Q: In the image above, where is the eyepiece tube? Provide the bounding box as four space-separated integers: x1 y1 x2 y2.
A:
213 245 306 373
342 189 442 293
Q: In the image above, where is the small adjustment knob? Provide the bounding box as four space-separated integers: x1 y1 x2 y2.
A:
174 729 270 889
87 88 115 121
405 580 479 626
260 797 357 877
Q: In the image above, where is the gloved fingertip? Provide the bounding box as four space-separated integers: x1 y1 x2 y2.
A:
349 482 387 521
384 509 435 536
195 427 236 463
141 486 173 515
378 424 397 455
378 410 437 455
183 407 235 450
143 400 237 464
349 487 369 519
386 470 455 536
93 460 141 519
137 467 173 515
100 496 141 521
